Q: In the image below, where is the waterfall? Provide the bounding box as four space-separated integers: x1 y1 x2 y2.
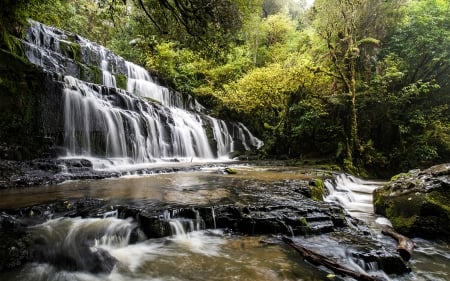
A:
22 20 263 165
324 174 391 230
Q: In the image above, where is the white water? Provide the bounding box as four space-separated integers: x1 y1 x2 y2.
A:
324 174 450 281
324 174 382 216
23 20 263 167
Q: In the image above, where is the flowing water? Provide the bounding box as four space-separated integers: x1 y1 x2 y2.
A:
3 20 448 281
22 20 263 164
325 174 450 281
0 166 448 281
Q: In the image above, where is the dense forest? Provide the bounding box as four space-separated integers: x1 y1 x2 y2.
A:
1 0 449 176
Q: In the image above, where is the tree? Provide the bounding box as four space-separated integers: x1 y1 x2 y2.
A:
312 0 382 171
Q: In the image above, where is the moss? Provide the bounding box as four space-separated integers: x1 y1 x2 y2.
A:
115 73 127 90
59 40 81 62
389 214 417 232
310 178 325 201
0 49 50 160
78 63 102 85
224 167 237 174
382 192 424 232
426 190 450 212
90 66 101 84
390 172 410 181
298 217 308 226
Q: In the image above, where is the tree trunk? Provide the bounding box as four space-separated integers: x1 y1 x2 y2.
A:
281 236 385 281
381 226 415 261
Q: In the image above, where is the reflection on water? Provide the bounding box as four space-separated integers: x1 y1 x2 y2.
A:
0 165 317 209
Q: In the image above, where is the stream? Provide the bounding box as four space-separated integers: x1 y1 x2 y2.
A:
0 165 448 281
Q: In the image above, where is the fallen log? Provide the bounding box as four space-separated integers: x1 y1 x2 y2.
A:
281 236 384 281
381 226 414 261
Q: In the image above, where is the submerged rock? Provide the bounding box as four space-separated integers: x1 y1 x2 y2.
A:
373 163 450 241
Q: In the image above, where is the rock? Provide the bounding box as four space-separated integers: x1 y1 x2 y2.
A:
0 213 33 271
373 163 450 241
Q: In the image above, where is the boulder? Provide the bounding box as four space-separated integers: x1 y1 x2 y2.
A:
373 163 450 241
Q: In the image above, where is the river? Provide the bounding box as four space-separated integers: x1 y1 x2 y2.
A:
0 165 448 281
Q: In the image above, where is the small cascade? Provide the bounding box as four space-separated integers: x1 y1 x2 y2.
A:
30 217 136 272
324 174 394 232
100 47 117 88
211 206 217 229
208 117 234 158
126 61 171 106
324 174 382 216
22 20 263 165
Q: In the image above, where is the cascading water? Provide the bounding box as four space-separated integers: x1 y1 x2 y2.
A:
22 20 263 166
324 174 450 281
324 174 382 219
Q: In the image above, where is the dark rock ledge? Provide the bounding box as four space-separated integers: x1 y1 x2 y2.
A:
0 158 240 189
1 193 410 276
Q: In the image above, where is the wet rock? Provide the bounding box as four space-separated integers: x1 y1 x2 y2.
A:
374 163 450 241
0 189 408 276
0 213 33 271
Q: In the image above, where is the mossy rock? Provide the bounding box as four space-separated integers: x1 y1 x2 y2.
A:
0 49 56 160
59 40 81 62
115 74 127 90
373 163 450 241
224 167 237 174
309 178 325 201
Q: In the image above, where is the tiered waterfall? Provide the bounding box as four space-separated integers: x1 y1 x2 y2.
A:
22 20 262 165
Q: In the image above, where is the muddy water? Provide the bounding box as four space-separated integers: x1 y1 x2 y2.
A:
0 165 448 281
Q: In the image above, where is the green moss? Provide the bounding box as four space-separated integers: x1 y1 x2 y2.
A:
59 40 81 62
298 217 308 226
224 167 237 174
389 214 417 231
390 172 410 181
0 49 50 160
115 73 127 90
79 64 102 85
426 190 450 212
310 178 325 201
92 66 102 84
382 192 424 232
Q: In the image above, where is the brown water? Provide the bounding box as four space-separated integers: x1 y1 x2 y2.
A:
0 165 448 281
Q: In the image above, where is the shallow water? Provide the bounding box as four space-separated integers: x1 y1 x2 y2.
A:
0 165 448 281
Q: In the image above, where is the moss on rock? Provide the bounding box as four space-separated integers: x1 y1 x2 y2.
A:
0 49 55 160
310 178 325 201
59 40 81 62
115 73 127 90
373 163 450 241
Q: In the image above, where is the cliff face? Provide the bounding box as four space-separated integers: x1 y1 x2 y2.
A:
0 50 63 160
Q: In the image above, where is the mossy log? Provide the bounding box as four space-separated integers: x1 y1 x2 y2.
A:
282 236 385 281
381 225 414 261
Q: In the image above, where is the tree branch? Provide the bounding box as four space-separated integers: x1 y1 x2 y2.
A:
281 236 385 281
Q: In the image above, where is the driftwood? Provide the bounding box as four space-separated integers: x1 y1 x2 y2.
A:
281 236 384 281
381 226 414 261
